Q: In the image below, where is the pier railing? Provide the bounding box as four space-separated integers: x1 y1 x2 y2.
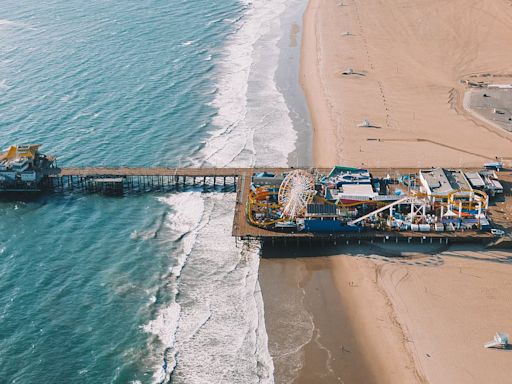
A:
50 167 255 194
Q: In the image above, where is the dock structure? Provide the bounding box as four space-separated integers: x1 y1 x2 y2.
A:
2 145 509 245
50 167 340 194
51 166 424 193
231 168 507 245
51 167 251 194
3 164 511 245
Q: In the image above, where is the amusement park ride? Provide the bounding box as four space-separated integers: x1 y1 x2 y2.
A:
278 170 316 219
247 167 502 234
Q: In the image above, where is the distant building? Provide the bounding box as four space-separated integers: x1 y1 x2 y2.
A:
419 168 472 198
323 166 378 203
0 144 56 191
477 170 504 196
464 172 485 189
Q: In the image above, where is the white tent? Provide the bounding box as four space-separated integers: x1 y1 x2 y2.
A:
484 332 509 349
358 119 371 128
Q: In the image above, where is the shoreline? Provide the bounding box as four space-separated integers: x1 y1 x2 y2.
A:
277 0 313 168
259 249 382 384
265 1 429 379
259 0 512 383
260 245 429 384
261 241 512 383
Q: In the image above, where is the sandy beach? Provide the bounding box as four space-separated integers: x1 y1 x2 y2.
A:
378 245 512 383
260 1 512 383
301 0 512 168
260 247 423 384
262 243 512 383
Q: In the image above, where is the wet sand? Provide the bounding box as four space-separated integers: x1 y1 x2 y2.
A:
260 251 380 384
260 246 425 384
261 243 512 383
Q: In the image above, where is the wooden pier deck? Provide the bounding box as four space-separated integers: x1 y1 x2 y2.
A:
50 166 259 193
54 166 447 179
58 167 249 177
41 166 511 244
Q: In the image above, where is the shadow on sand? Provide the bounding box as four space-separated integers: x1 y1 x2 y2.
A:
262 241 512 268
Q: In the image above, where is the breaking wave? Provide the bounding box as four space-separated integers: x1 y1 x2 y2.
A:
143 0 304 381
144 193 273 384
193 0 297 168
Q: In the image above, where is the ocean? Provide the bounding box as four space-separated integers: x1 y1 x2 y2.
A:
0 0 309 383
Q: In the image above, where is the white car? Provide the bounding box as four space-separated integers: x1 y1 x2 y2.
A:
490 229 506 236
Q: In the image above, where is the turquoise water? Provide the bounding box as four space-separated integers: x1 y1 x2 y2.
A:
0 0 244 166
0 196 171 383
0 1 259 383
0 0 309 380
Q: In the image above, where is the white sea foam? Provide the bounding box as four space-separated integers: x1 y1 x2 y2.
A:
181 39 197 47
144 0 306 381
194 0 297 168
167 194 274 383
130 229 156 240
143 193 274 384
0 19 25 28
143 193 207 383
0 79 10 91
158 193 207 279
143 303 181 382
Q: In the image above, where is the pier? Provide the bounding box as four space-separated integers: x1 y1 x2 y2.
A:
232 168 512 245
50 166 425 192
48 167 314 194
30 166 511 245
50 167 247 194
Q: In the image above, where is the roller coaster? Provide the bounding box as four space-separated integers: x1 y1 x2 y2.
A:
246 168 493 232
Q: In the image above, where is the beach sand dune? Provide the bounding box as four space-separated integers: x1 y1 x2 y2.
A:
302 0 512 167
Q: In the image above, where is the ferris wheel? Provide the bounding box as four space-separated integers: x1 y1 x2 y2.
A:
278 170 316 219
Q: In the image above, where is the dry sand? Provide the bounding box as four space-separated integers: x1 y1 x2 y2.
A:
262 244 512 384
377 245 512 384
259 2 512 382
301 0 512 168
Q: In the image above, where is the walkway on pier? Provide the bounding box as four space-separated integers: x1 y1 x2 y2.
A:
52 167 296 193
58 167 251 177
47 166 511 242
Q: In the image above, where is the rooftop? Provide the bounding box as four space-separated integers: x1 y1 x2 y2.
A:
420 168 472 196
465 172 485 188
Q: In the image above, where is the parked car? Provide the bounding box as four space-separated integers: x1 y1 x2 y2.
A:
490 228 506 236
